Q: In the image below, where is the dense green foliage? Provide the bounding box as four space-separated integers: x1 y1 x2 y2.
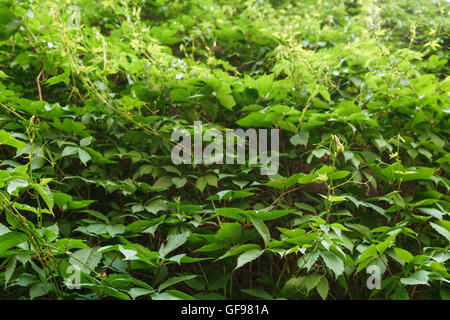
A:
0 0 449 300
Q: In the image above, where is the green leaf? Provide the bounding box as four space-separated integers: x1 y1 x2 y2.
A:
170 88 189 102
80 136 93 147
0 70 10 78
61 146 79 158
69 248 102 275
0 232 27 255
254 209 294 221
216 208 247 222
205 174 218 187
172 177 187 188
250 215 271 246
430 222 450 242
255 74 273 97
152 176 173 190
4 255 17 287
376 234 397 255
280 276 306 298
159 230 191 259
218 94 236 110
195 176 207 192
349 223 374 240
400 270 430 286
97 285 131 300
78 148 92 166
0 130 25 150
401 167 435 182
320 250 344 278
51 119 87 135
319 86 331 103
158 274 197 292
31 184 54 211
216 244 261 261
236 112 272 127
417 208 445 220
328 170 350 180
215 222 242 244
52 239 89 251
0 8 21 41
394 248 414 264
7 179 28 195
241 288 273 300
145 199 167 215
312 148 329 158
316 277 329 300
106 224 125 237
356 244 378 273
235 249 264 270
297 173 318 184
290 131 309 147
161 289 195 300
129 288 153 300
118 245 138 260
305 273 322 293
298 250 320 271
391 284 409 300
30 282 52 300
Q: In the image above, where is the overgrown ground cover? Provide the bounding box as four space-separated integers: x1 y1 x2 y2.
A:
0 0 449 300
